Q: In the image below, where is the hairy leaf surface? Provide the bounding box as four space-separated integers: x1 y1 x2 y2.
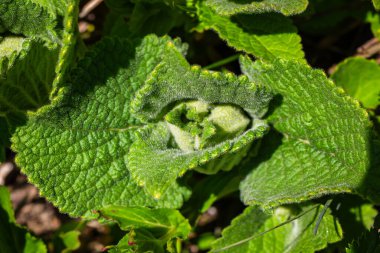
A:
240 56 373 207
12 36 191 217
204 0 308 16
211 204 342 253
331 57 380 109
128 46 271 197
0 37 59 162
197 2 304 61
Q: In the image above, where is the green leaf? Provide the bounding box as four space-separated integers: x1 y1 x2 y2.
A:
0 0 79 162
211 204 342 253
0 37 59 162
0 38 58 113
128 47 271 197
0 0 59 41
204 0 308 16
373 0 380 10
239 56 373 208
331 57 380 109
100 206 191 239
101 206 190 253
58 231 81 253
12 35 191 217
196 2 304 62
0 0 71 43
366 12 380 40
0 186 47 253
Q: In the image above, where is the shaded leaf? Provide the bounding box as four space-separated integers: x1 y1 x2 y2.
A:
211 204 342 253
239 56 373 207
197 2 304 61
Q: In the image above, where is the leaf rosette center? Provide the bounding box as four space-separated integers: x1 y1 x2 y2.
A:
165 101 251 152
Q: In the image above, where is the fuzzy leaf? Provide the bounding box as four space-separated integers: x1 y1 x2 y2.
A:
240 56 373 208
0 37 59 162
12 35 191 217
204 0 308 16
331 57 380 109
196 2 304 61
128 47 271 197
211 204 342 253
0 186 47 253
0 0 68 42
0 0 79 162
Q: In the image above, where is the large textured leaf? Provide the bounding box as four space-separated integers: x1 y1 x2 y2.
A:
0 0 68 42
128 47 271 197
196 2 304 62
0 0 80 91
211 204 342 253
12 35 191 217
0 37 59 162
0 186 47 253
0 0 79 162
204 0 308 16
102 206 190 253
240 56 373 208
331 57 380 109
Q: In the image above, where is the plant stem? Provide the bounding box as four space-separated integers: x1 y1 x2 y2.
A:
204 54 240 70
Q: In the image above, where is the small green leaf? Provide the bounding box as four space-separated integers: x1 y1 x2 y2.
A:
211 204 342 253
331 57 380 109
0 186 47 253
59 231 81 253
196 2 304 61
12 35 191 217
102 206 191 253
240 56 373 208
204 0 308 16
366 12 380 40
100 206 191 239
